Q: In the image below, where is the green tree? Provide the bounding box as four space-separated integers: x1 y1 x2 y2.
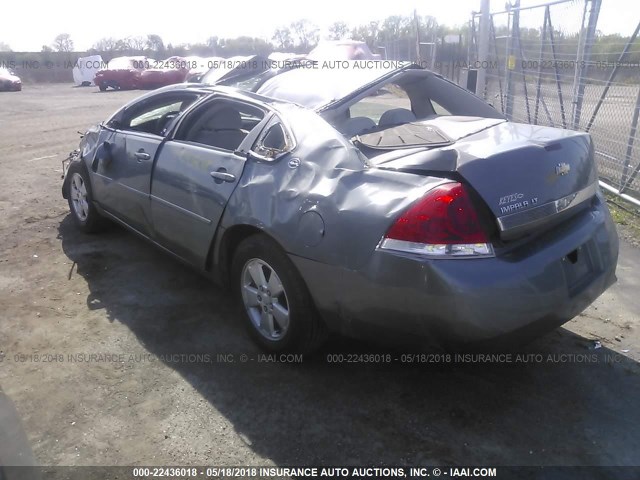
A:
129 36 147 52
378 16 411 43
206 36 220 55
92 38 118 52
290 19 319 51
52 33 74 52
219 36 272 57
328 22 349 40
146 34 165 54
272 27 293 50
350 21 380 48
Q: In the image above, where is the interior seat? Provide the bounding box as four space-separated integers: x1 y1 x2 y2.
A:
192 107 246 150
378 108 416 127
340 117 377 137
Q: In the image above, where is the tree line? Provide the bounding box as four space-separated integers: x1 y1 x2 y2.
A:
0 16 451 58
1 16 637 66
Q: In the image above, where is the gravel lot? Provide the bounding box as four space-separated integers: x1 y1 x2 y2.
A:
1 84 639 472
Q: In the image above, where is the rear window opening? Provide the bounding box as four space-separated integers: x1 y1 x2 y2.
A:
326 70 503 142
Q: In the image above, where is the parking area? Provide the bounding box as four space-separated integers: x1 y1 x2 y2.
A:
1 84 640 470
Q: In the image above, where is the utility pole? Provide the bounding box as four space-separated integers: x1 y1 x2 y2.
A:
504 0 520 119
571 0 601 130
476 0 490 98
414 9 422 64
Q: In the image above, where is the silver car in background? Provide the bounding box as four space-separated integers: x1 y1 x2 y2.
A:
62 62 618 352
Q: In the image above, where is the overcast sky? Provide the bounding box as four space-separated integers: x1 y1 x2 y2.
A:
3 0 638 52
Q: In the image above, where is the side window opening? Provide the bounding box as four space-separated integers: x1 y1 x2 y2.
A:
430 100 451 116
348 84 413 125
332 77 472 139
123 95 199 136
334 83 419 137
251 122 293 160
263 125 286 150
175 100 265 152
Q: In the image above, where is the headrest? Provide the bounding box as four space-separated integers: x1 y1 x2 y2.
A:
341 117 376 137
378 108 416 126
205 106 243 130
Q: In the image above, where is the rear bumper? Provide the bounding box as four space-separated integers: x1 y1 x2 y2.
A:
292 194 619 347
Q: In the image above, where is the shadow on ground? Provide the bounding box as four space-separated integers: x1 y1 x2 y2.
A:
57 215 640 467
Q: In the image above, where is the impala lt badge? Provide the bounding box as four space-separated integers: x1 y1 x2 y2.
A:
556 163 571 176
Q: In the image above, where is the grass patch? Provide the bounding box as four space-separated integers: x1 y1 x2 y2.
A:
604 191 640 244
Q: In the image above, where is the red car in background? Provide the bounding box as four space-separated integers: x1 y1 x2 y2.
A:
138 56 189 89
0 67 22 91
94 56 147 91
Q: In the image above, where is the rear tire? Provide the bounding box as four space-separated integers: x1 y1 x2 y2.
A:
65 162 108 233
231 234 327 353
98 83 107 91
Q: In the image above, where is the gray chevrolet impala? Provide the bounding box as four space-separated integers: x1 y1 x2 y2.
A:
62 62 619 352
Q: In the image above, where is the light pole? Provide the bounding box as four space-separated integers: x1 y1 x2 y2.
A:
477 0 491 98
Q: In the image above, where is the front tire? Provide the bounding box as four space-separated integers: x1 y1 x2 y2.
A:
231 234 327 353
65 162 107 233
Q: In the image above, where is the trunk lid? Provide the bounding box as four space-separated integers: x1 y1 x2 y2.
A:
373 117 598 240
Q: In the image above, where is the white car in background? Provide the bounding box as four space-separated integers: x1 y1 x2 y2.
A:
72 55 104 87
0 67 22 91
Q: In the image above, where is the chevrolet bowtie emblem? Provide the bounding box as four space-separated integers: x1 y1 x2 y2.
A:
556 163 571 176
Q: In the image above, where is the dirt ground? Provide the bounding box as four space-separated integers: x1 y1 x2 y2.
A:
1 84 639 473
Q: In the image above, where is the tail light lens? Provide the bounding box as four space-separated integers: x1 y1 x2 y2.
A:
379 182 494 257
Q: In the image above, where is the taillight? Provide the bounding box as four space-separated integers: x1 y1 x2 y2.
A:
379 182 494 257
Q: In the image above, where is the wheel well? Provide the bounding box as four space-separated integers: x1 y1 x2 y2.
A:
212 224 271 285
212 224 328 341
62 159 90 199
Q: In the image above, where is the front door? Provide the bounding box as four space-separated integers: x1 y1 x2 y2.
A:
150 97 268 266
94 92 200 236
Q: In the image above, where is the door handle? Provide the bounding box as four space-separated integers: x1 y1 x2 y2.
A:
210 171 236 183
134 150 151 161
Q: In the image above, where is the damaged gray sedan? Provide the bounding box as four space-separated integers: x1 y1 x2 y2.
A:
62 62 619 352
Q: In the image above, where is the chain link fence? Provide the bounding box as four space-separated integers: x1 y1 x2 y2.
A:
470 0 640 203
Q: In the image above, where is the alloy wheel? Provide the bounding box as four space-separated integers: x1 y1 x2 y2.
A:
70 173 89 222
240 258 290 341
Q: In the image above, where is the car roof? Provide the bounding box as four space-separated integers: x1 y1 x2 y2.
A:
122 82 296 110
117 61 422 116
255 61 418 110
